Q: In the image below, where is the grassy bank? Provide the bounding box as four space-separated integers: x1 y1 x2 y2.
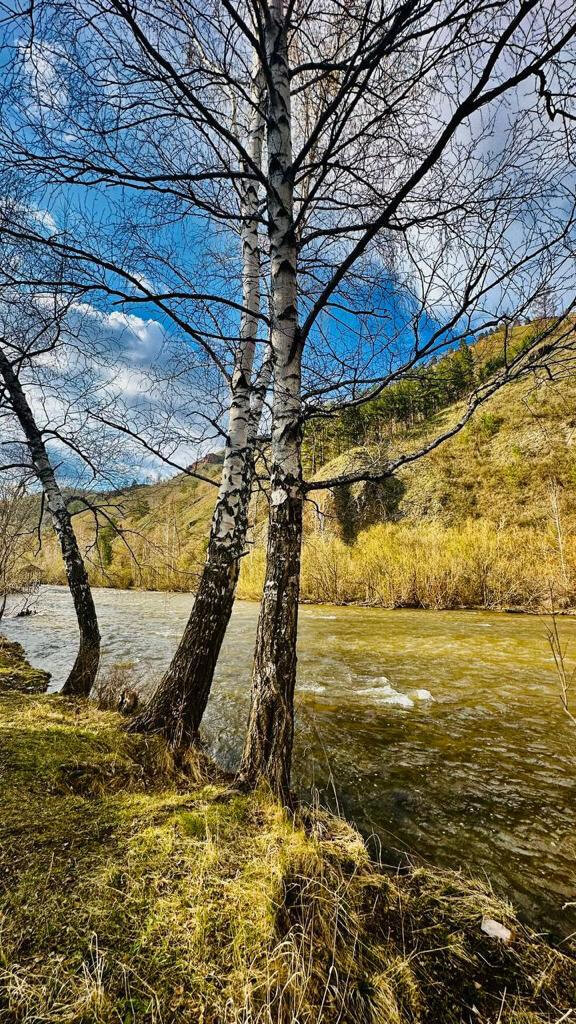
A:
1 651 575 1022
0 635 50 693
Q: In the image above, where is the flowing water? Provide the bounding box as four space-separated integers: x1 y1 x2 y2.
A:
3 586 575 938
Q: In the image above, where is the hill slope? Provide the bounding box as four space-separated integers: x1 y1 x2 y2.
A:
35 466 221 592
32 333 576 610
237 369 576 610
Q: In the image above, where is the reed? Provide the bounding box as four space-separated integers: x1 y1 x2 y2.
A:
34 501 576 613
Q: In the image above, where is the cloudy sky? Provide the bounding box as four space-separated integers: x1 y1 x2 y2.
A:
1 1 575 488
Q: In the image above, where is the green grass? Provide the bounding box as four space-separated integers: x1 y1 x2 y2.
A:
1 679 575 1022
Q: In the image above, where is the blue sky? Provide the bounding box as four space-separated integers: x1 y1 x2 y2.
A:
1 10 575 485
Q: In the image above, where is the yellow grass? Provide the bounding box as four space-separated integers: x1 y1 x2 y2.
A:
238 519 575 610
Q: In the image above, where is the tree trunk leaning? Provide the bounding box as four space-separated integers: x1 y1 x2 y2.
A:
0 347 100 696
129 63 267 746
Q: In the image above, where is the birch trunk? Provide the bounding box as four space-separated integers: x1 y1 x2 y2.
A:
238 0 303 801
0 348 101 696
129 65 267 747
129 357 271 746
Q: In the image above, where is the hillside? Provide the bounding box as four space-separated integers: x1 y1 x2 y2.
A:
33 466 222 592
313 370 576 531
30 325 576 611
240 369 576 610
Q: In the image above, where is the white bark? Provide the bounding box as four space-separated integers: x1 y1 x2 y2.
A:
239 0 303 798
211 57 266 556
129 57 270 744
265 0 301 498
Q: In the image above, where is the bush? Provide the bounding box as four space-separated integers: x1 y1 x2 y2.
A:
238 519 576 610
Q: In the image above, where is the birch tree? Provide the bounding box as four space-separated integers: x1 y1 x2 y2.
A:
0 11 274 733
1 0 576 796
0 298 101 695
237 0 576 797
129 60 271 744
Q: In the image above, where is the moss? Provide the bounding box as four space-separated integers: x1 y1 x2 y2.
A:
0 635 50 693
1 693 574 1023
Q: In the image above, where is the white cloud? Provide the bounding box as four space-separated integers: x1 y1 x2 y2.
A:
70 303 168 366
18 38 67 110
29 207 58 235
2 289 223 484
3 201 59 238
129 272 155 294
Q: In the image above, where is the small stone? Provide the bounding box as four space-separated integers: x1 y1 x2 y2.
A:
481 916 513 943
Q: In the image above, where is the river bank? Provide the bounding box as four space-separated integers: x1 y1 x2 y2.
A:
0 635 51 693
3 586 576 938
1 652 575 1023
34 518 576 613
15 578 576 616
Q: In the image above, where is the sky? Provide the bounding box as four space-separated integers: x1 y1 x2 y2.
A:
1 2 575 486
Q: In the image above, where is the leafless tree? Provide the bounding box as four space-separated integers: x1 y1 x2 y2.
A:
545 604 576 729
1 0 576 796
0 35 275 731
0 475 39 622
0 292 102 694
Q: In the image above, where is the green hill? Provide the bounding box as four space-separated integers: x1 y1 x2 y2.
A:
33 322 576 611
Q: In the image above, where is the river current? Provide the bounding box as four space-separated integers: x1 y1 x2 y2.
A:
3 585 575 937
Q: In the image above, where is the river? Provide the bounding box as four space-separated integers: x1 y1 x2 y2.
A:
3 585 575 938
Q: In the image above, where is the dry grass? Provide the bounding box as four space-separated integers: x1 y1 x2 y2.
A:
92 661 145 711
1 690 574 1023
27 368 576 615
238 519 576 611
